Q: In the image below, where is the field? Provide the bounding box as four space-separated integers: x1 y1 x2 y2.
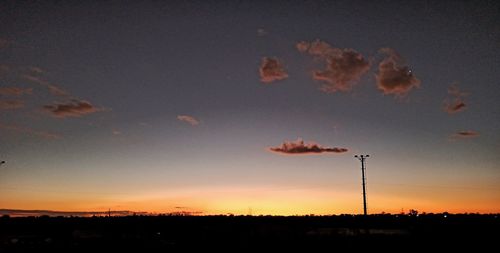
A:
1 214 498 252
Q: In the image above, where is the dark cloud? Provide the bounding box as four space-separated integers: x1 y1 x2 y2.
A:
259 57 289 83
443 84 467 114
177 115 200 126
452 130 479 139
376 48 420 97
0 100 24 110
0 64 9 75
297 40 371 93
43 100 100 118
0 87 33 96
0 122 60 139
269 138 348 155
0 38 10 49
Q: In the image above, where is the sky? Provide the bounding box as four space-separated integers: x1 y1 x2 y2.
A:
0 0 499 215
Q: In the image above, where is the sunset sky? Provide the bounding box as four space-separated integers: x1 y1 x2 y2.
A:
0 0 499 215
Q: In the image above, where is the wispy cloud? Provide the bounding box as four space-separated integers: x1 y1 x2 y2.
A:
43 99 101 118
451 130 479 139
443 84 467 114
0 122 60 139
259 57 289 83
0 87 33 96
0 209 144 217
23 74 68 97
269 138 348 155
376 48 420 97
257 28 268 36
177 115 200 126
297 40 371 93
0 100 24 110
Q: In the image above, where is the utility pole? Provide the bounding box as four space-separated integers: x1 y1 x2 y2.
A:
354 155 369 216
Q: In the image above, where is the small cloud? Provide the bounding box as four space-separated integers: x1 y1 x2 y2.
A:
297 40 338 57
23 74 68 97
259 57 289 83
297 40 371 93
0 122 60 139
0 64 10 75
376 48 420 97
112 129 121 135
443 84 467 114
451 130 479 139
0 38 10 49
0 100 24 110
257 28 268 36
28 66 44 74
269 138 348 155
177 115 200 126
0 87 33 96
43 100 101 118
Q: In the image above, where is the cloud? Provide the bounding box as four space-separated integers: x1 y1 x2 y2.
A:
0 64 10 75
0 87 33 96
0 122 60 139
297 40 371 93
0 38 10 49
376 48 420 97
0 209 145 217
443 84 467 114
257 28 268 36
297 40 339 56
177 115 200 126
0 100 24 110
451 130 479 139
23 74 68 96
269 138 348 155
43 100 101 118
259 57 289 83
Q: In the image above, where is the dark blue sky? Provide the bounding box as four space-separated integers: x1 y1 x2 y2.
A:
0 0 499 214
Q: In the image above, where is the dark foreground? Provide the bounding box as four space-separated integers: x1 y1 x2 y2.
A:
0 214 498 252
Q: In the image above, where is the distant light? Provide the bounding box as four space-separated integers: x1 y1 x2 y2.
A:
444 214 447 218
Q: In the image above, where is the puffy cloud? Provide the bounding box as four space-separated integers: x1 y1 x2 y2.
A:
297 40 370 93
0 100 24 110
443 84 467 114
313 50 371 93
259 57 289 83
43 100 100 118
296 40 339 56
269 138 348 155
0 122 60 139
376 48 420 97
177 115 200 126
451 130 479 139
0 87 33 96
